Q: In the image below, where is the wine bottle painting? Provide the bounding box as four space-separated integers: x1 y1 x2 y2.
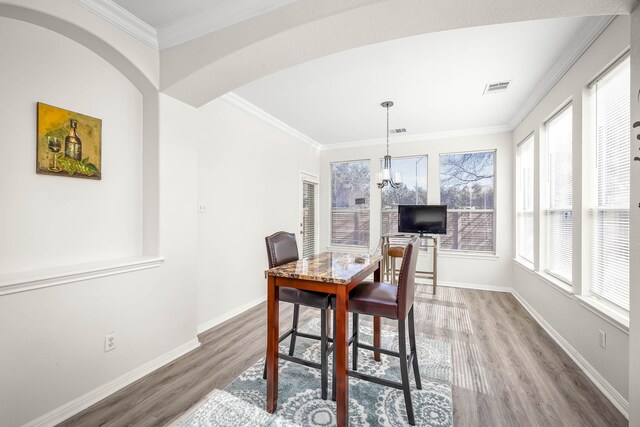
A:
36 102 101 180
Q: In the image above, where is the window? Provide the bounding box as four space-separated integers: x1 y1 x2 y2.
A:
440 151 495 252
516 135 534 263
381 155 427 235
544 105 573 283
301 177 318 257
591 57 630 310
331 160 370 247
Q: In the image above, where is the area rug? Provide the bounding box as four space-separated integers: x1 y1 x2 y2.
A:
174 318 453 426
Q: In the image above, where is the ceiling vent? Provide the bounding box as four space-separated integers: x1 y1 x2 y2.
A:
390 128 406 134
484 81 511 95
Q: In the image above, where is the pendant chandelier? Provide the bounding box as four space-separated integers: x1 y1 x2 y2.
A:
376 101 402 189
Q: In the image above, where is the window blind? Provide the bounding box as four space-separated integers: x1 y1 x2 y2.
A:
517 135 534 263
591 57 630 311
545 105 573 283
302 180 317 257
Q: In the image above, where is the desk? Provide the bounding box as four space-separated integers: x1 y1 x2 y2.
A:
381 234 438 295
265 252 382 426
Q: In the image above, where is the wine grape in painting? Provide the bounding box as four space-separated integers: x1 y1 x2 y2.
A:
36 102 102 180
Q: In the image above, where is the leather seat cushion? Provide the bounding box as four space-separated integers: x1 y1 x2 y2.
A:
331 281 398 319
387 246 405 258
280 287 330 309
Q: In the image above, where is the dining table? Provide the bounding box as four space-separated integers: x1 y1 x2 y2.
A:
265 251 382 426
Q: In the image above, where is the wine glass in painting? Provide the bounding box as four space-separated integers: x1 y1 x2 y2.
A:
48 137 61 172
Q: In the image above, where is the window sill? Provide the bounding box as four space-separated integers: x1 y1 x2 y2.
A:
0 256 165 296
536 271 574 299
439 251 500 261
576 295 629 334
512 257 534 271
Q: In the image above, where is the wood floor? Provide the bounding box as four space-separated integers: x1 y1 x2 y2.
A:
60 287 627 426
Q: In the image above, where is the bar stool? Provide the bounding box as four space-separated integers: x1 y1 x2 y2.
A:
262 232 332 400
387 246 405 284
333 237 422 425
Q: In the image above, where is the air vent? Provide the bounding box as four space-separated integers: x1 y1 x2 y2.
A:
484 81 511 95
390 128 406 134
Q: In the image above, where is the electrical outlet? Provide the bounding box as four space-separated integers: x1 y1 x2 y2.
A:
598 330 606 349
198 204 207 214
105 332 116 352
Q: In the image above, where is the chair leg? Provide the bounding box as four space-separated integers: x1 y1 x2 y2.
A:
332 309 337 401
321 308 328 400
408 307 422 390
391 258 397 285
288 304 300 356
398 319 415 425
352 313 359 371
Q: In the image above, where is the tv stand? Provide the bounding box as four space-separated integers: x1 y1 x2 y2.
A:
380 233 438 295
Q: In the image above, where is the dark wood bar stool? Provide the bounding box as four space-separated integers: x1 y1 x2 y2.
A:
333 236 422 425
262 232 332 400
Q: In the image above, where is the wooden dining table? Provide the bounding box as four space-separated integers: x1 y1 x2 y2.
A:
265 251 382 426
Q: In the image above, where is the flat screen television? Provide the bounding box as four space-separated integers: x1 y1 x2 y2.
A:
398 205 448 235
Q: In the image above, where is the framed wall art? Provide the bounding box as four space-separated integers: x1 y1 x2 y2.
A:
36 102 102 180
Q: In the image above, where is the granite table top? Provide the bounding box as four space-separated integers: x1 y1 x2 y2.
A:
266 252 382 284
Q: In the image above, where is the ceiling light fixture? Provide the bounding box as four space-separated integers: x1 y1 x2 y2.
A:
377 101 402 189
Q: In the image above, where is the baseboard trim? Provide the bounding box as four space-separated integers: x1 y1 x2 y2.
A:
26 338 201 427
197 295 267 334
510 290 629 419
436 281 510 293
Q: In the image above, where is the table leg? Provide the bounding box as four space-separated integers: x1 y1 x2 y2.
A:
335 286 349 426
266 275 279 413
373 261 381 362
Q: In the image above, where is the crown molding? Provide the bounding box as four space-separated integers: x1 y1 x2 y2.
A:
220 92 322 150
320 125 512 151
507 15 615 129
158 0 299 50
72 0 158 49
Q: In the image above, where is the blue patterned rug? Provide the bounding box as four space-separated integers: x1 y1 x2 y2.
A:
174 318 453 426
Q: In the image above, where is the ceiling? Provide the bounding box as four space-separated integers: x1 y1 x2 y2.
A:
96 2 607 147
111 0 299 48
233 17 592 146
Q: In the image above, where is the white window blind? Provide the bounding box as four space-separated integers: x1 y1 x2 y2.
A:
381 155 427 235
516 135 534 263
544 105 573 283
591 57 630 311
302 180 317 257
331 160 370 247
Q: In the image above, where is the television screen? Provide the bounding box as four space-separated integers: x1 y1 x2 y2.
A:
398 205 447 235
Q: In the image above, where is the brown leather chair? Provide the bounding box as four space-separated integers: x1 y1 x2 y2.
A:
262 231 332 400
333 236 422 425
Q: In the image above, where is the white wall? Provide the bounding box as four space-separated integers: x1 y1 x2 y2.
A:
0 17 199 426
511 16 630 409
196 98 320 330
0 17 143 273
628 4 640 426
319 132 513 290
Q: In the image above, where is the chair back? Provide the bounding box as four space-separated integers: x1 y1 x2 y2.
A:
265 231 299 268
396 236 420 319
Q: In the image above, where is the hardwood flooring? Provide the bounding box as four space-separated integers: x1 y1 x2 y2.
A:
60 287 627 426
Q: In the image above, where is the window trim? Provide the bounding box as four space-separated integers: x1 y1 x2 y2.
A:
379 154 428 236
438 149 497 254
329 159 371 248
516 133 535 264
541 102 573 285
